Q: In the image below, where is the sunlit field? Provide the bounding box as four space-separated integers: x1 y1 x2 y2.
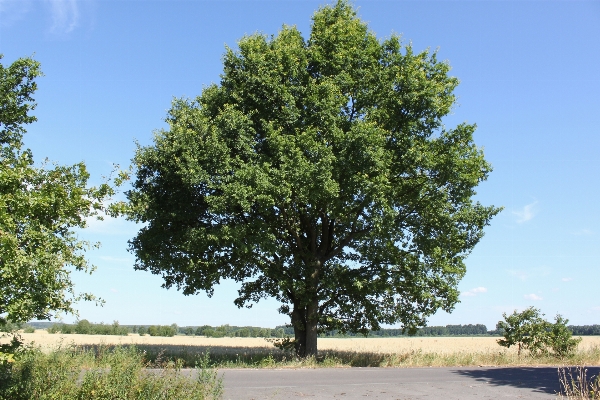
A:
3 331 600 368
7 330 600 353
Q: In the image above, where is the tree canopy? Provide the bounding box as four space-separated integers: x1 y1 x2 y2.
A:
497 307 581 357
0 55 111 326
124 0 501 357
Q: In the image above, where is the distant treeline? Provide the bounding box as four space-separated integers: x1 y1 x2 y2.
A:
47 320 130 336
261 324 493 337
568 325 600 336
45 320 178 337
21 321 600 337
319 324 492 337
282 324 600 337
177 324 284 338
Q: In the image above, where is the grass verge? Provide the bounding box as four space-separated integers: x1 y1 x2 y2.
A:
67 343 600 369
0 343 223 399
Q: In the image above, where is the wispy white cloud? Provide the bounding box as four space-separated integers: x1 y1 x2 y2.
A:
562 277 573 282
110 288 118 293
0 0 32 27
507 266 551 281
524 293 543 301
461 287 488 297
571 229 594 236
508 269 529 281
513 201 538 223
46 0 79 33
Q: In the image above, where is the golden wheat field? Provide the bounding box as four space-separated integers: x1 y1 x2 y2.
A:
6 330 600 354
5 331 600 367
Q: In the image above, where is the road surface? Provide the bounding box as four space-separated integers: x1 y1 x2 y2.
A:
220 366 599 399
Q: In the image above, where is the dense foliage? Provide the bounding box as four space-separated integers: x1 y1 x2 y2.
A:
497 307 581 357
321 323 491 337
0 345 223 399
0 320 23 333
0 55 111 327
138 324 178 337
568 325 600 336
182 324 280 338
122 0 500 357
47 320 130 336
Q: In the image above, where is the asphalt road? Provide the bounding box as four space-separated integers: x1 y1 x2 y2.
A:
221 366 600 399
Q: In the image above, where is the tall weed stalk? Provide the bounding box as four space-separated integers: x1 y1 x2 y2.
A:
559 366 600 399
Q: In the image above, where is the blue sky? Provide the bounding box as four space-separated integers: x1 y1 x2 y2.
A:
1 0 599 330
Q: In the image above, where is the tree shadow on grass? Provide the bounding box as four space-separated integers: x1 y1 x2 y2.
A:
72 343 415 367
75 342 289 367
452 366 600 395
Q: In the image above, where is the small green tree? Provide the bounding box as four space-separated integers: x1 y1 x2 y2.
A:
497 307 581 357
75 319 92 335
497 307 550 356
195 326 210 336
0 55 112 327
547 315 582 357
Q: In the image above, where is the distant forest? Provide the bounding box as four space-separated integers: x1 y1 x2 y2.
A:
23 321 600 337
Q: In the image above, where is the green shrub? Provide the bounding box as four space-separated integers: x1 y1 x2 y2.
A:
195 326 207 336
0 345 223 399
0 320 22 333
147 325 177 337
47 323 75 334
75 319 93 334
497 307 550 356
548 315 582 357
497 307 581 357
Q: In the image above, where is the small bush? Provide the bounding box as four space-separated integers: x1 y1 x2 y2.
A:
497 307 581 357
0 345 223 399
549 315 582 357
0 320 22 333
147 325 177 337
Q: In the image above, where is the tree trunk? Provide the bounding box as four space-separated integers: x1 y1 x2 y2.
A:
291 300 319 359
291 307 307 358
305 299 319 357
291 261 321 359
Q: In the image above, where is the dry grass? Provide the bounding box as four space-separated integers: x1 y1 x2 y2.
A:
558 366 600 399
6 330 275 350
4 331 600 368
319 337 600 354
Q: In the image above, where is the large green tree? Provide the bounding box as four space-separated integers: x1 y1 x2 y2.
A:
0 56 111 326
124 1 501 357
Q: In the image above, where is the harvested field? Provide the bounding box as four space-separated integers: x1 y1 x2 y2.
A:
7 330 274 349
4 331 600 368
318 336 600 353
6 331 600 353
